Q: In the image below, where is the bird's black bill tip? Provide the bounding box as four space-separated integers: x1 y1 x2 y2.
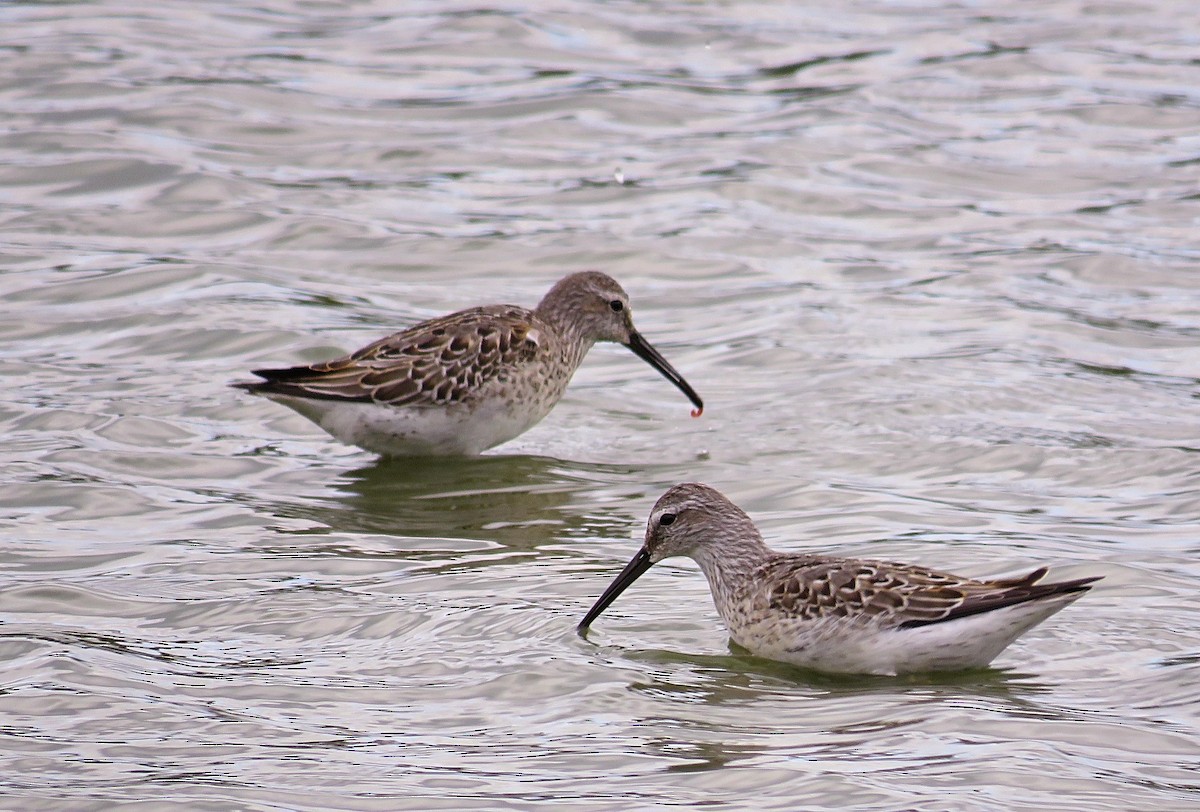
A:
577 547 654 631
626 331 704 414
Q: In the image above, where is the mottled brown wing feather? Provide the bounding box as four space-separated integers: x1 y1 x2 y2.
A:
762 557 1098 628
244 305 541 406
764 557 962 623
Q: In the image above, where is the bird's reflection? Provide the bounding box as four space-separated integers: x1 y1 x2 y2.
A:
620 644 1052 699
609 645 1065 774
628 662 1055 775
262 453 659 551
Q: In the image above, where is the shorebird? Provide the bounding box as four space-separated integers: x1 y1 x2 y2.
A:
578 483 1101 675
234 272 703 456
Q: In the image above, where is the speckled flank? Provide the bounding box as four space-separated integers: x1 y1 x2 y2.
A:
579 483 1101 676
233 271 702 456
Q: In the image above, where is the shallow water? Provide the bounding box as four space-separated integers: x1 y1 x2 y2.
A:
2 0 1199 808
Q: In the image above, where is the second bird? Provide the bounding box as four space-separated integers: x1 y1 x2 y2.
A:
579 483 1101 675
234 271 704 456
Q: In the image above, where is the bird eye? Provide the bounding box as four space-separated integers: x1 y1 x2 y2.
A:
659 512 676 527
609 300 624 312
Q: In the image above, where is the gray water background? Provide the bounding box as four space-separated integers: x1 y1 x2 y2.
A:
2 0 1199 809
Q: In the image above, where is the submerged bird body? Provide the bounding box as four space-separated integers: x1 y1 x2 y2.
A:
235 273 702 456
579 483 1100 675
700 553 1092 674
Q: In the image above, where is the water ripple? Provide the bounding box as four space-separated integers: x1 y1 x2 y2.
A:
2 0 1199 808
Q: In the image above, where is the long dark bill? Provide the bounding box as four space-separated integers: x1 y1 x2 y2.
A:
577 547 654 634
626 331 704 415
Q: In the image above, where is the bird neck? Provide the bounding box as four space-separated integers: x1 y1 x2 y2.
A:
689 524 773 611
532 299 596 367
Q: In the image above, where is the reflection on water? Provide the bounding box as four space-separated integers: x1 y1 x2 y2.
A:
251 454 654 546
623 644 1052 697
3 0 1200 808
331 455 634 541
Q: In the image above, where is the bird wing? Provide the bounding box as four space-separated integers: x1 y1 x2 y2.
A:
761 556 1099 629
242 305 542 406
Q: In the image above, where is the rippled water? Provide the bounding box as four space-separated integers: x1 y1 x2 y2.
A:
3 0 1199 808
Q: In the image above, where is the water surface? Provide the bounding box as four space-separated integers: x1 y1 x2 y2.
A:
2 1 1199 809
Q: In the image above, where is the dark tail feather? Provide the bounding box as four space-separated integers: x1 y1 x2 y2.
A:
230 365 376 402
901 572 1103 629
230 366 303 395
249 365 324 382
